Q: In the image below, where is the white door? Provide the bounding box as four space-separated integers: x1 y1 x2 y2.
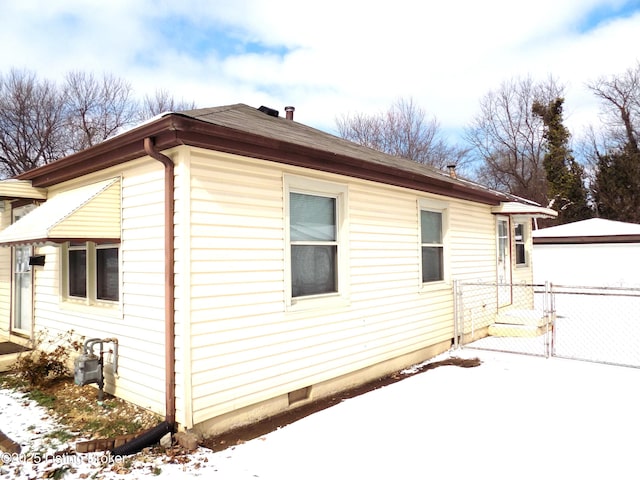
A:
496 217 512 307
11 205 36 336
12 245 33 335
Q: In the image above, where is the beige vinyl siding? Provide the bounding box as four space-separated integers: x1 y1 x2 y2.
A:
512 258 533 284
174 148 193 428
0 204 11 335
186 149 500 424
47 179 121 240
449 199 497 281
118 164 167 414
29 164 168 416
0 181 46 201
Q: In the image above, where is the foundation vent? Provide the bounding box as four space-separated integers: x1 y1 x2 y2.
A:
288 386 312 406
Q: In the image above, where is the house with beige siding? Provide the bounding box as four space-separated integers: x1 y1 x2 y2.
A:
0 104 555 436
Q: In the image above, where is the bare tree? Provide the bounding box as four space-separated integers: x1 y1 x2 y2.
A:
586 62 640 222
0 69 67 177
63 71 138 151
336 98 468 171
0 69 199 178
465 76 564 206
138 88 198 121
587 62 640 152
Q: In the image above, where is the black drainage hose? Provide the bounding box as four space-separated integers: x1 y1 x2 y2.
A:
111 421 173 456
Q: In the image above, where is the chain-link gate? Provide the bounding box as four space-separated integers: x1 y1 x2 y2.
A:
551 285 640 367
454 280 640 368
454 281 554 357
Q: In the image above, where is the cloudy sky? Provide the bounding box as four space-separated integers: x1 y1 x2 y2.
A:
1 0 639 144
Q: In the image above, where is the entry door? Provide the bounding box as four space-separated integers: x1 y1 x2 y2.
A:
496 217 512 307
13 245 33 334
11 205 35 336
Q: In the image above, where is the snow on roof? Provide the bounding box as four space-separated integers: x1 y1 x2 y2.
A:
533 218 640 238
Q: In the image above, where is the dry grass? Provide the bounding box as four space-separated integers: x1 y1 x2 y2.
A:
0 374 161 440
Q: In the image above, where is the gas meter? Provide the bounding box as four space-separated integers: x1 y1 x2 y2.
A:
73 337 118 401
74 352 102 386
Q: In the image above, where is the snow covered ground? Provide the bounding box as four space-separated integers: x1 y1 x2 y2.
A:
2 349 640 479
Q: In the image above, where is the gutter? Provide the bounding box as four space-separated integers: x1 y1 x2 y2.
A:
17 113 508 206
533 234 640 245
143 137 176 429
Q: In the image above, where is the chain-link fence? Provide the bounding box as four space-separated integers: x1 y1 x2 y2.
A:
454 281 553 357
454 281 640 368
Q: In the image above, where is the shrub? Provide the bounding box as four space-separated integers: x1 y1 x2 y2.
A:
13 329 84 387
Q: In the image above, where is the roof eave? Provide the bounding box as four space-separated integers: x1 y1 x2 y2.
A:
17 114 509 205
172 117 509 205
491 201 557 218
17 116 180 187
533 234 640 244
0 180 48 201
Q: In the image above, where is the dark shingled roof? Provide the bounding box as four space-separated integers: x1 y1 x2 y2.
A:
179 104 448 181
16 103 538 208
175 104 523 205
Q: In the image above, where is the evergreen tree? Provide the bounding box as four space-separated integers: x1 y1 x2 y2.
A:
592 145 640 222
532 98 592 224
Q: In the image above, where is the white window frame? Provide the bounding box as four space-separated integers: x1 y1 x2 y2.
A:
61 241 121 308
284 175 349 310
514 220 529 267
418 198 449 289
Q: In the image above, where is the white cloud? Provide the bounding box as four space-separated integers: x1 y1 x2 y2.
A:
0 0 638 142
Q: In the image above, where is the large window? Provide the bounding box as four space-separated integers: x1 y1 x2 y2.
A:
290 193 337 297
286 175 348 306
65 242 119 303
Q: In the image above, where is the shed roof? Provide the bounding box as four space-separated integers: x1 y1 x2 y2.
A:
533 218 640 244
0 180 47 200
0 178 121 246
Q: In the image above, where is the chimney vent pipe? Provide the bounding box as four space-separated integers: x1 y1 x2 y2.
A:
447 164 457 179
285 106 295 120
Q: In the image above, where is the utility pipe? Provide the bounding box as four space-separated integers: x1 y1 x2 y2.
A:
82 338 118 402
102 337 119 375
143 137 176 429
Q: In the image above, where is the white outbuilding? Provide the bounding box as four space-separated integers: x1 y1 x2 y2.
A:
532 218 640 287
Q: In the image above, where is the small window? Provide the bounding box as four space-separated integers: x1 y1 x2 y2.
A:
64 242 119 304
96 246 119 301
290 192 337 297
68 243 87 298
420 209 444 283
515 222 527 266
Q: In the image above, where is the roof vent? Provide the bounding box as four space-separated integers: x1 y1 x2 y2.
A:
447 164 457 179
285 106 295 120
258 105 279 117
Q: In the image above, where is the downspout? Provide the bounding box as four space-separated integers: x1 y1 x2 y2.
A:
143 137 176 429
